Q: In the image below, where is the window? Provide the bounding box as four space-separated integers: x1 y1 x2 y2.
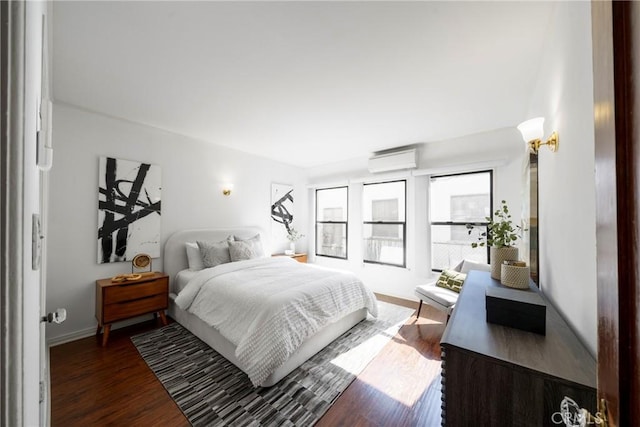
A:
430 170 493 271
363 180 406 267
315 187 348 259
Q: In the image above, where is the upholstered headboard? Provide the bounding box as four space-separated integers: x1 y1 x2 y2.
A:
163 227 267 291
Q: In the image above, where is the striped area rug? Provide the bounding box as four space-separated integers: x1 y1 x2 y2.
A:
132 301 413 426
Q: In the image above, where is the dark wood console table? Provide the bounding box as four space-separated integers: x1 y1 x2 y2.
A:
440 270 596 426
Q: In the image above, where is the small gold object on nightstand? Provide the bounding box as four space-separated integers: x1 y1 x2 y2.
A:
132 253 152 273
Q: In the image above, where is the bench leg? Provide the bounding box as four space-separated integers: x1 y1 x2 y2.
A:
416 300 423 318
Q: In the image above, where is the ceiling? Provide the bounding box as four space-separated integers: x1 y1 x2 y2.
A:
52 1 555 168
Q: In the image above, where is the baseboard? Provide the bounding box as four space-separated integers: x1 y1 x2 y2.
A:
48 313 155 347
375 293 418 310
47 326 96 347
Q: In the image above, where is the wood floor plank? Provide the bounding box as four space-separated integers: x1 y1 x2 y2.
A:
50 319 189 427
316 306 445 427
50 304 444 426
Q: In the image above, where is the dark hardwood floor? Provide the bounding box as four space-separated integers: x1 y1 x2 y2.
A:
50 302 445 426
50 319 190 427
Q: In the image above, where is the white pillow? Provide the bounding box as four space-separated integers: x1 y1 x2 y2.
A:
228 240 262 262
185 242 204 270
460 259 491 274
232 234 265 258
197 238 233 268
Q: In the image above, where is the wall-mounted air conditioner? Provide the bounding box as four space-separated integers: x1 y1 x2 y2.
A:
367 148 417 173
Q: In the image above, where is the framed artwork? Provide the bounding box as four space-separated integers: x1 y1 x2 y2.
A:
271 183 294 243
98 157 162 263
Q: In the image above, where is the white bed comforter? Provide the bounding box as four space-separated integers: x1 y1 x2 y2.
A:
175 257 378 386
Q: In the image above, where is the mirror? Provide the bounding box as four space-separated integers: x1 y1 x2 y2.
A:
529 152 539 285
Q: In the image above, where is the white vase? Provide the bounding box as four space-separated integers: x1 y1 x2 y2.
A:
289 242 296 254
490 247 519 280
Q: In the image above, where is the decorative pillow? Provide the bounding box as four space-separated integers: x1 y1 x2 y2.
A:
185 242 204 270
228 239 263 262
232 234 265 258
197 238 233 268
435 269 467 293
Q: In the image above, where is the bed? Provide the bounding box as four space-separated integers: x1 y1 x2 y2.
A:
164 227 378 387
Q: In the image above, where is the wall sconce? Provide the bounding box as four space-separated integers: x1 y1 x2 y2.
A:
517 117 559 154
221 183 233 196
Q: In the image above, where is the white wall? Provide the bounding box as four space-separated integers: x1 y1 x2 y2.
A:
525 2 597 355
306 128 525 301
45 105 525 342
46 104 308 344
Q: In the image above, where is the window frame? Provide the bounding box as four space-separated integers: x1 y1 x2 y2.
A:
429 170 494 272
362 179 407 268
315 186 349 260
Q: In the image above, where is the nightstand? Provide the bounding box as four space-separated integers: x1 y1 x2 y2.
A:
273 253 308 263
95 272 169 346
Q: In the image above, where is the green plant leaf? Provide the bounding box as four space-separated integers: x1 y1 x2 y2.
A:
466 200 521 250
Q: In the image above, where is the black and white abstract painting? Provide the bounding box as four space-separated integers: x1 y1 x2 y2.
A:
98 157 162 264
271 183 293 242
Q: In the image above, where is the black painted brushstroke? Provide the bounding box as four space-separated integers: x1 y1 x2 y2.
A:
98 159 161 263
100 158 117 263
271 189 294 232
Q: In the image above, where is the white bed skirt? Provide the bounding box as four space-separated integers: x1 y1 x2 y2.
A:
168 294 367 387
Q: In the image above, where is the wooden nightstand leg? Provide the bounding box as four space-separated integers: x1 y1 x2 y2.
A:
96 325 102 336
158 311 168 326
101 324 111 347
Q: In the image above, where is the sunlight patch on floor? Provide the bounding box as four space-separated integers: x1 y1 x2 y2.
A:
329 323 403 375
358 357 442 407
415 315 444 326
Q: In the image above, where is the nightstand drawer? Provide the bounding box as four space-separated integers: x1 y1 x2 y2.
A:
103 294 168 323
96 272 169 346
104 278 168 304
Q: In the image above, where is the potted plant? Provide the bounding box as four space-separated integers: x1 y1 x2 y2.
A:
466 200 522 280
285 227 304 255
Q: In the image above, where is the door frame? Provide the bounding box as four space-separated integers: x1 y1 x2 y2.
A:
1 1 27 425
592 1 640 425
